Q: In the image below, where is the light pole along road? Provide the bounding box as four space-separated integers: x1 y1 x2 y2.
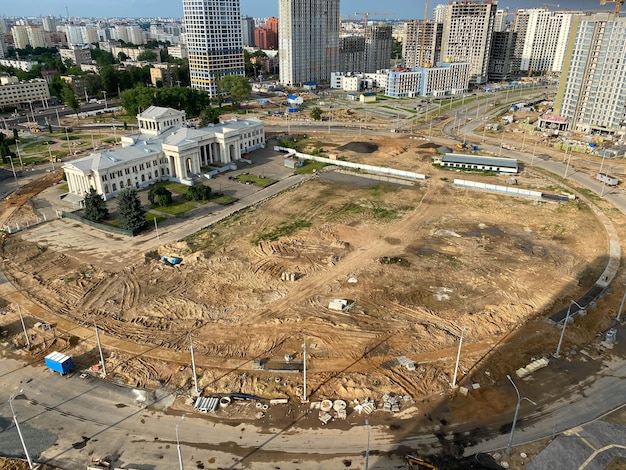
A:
1 86 625 468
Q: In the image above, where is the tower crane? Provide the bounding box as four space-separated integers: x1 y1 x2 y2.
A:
355 11 392 39
600 0 625 14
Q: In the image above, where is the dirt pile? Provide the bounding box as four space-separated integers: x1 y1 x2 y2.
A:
337 141 378 153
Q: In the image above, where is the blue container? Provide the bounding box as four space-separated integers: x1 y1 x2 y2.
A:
45 351 74 375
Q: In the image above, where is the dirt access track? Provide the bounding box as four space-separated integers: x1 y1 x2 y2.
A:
0 134 609 404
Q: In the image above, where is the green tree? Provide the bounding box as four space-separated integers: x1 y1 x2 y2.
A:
62 86 81 116
117 51 129 62
217 75 251 108
198 106 221 127
148 186 172 207
137 50 158 62
117 188 146 232
186 185 212 201
83 187 109 222
310 107 322 121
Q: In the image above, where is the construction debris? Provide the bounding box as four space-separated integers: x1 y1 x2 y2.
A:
382 393 403 413
396 355 417 371
516 357 550 378
354 398 376 414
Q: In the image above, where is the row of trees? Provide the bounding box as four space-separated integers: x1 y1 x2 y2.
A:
83 183 214 232
120 86 212 117
84 187 147 233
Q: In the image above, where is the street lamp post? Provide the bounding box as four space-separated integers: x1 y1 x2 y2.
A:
93 317 107 376
15 139 23 169
555 300 585 357
451 327 467 388
8 155 19 190
365 419 370 470
506 375 537 457
103 90 108 110
175 414 186 470
16 305 30 349
189 333 199 395
47 142 55 171
9 390 34 469
617 286 626 322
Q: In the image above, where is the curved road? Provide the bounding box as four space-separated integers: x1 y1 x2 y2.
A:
1 89 625 469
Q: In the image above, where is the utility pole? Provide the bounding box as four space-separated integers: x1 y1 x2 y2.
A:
302 335 308 402
189 333 199 395
94 318 107 376
16 305 30 349
451 327 466 388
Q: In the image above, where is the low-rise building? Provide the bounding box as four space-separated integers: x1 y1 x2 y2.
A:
62 106 266 202
59 46 92 66
436 153 518 174
0 76 50 107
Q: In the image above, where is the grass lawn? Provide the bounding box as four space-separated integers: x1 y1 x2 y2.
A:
235 173 276 187
213 195 238 205
295 160 327 174
151 200 195 216
145 212 166 223
20 140 58 153
152 181 191 194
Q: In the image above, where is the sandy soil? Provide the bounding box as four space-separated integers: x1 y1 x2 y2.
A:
0 135 608 408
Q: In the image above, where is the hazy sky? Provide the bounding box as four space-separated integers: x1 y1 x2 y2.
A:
3 0 615 19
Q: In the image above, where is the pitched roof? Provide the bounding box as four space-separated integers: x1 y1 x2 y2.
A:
139 105 182 120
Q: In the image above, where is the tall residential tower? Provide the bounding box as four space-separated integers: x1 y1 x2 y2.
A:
555 13 626 136
279 0 340 86
183 0 245 97
439 0 497 84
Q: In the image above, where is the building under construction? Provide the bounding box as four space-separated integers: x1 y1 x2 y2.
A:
403 20 442 69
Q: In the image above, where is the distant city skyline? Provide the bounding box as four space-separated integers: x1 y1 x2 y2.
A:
0 0 615 20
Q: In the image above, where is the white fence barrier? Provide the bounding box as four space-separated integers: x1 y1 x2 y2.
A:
275 146 427 181
453 179 542 198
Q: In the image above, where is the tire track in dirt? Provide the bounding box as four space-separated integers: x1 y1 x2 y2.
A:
248 178 439 323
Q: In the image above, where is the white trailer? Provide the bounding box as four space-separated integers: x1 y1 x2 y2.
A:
597 173 619 186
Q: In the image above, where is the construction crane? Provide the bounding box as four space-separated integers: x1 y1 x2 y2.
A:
600 0 625 14
355 11 392 39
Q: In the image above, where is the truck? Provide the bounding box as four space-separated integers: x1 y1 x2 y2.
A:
596 173 619 186
45 351 74 375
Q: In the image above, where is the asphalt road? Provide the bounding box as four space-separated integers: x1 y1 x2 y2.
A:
1 87 626 469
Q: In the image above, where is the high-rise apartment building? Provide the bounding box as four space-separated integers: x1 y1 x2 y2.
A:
11 25 45 49
439 0 497 85
488 31 516 81
42 16 57 32
183 0 245 97
555 13 626 136
279 0 340 86
513 9 582 75
255 17 278 50
403 20 442 69
366 24 392 72
338 36 366 73
241 16 255 47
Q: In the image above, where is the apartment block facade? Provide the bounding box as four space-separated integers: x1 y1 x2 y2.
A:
439 0 497 85
279 0 340 86
513 9 582 75
183 0 245 97
555 13 626 136
403 20 442 69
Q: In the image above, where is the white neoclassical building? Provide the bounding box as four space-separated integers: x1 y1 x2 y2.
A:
62 106 265 202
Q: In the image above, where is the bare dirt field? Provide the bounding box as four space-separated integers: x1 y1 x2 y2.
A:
0 134 610 408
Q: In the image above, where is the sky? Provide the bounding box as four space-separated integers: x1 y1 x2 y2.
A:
2 0 616 19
